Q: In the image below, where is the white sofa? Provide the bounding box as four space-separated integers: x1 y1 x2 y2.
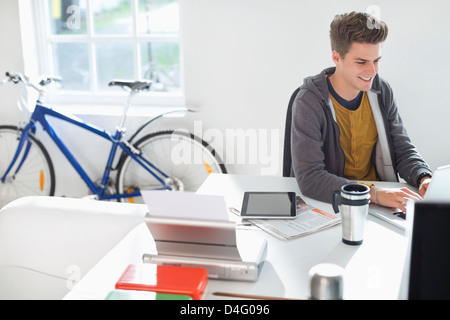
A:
0 196 147 300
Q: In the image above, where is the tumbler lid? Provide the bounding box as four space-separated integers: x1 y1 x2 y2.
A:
309 263 344 300
341 184 370 201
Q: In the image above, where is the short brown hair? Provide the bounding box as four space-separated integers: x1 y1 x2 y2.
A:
330 12 388 57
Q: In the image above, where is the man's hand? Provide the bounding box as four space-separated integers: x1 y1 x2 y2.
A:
371 186 422 212
418 177 432 197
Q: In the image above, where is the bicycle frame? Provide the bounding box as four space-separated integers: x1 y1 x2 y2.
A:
1 101 172 200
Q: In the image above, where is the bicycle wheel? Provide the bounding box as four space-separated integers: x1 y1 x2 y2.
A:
116 130 227 203
0 125 55 208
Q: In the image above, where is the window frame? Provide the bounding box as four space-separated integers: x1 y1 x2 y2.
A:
27 0 185 111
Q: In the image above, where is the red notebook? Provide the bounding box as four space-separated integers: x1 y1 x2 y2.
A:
115 264 208 300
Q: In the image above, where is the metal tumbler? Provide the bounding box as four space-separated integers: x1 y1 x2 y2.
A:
309 263 344 300
332 183 371 245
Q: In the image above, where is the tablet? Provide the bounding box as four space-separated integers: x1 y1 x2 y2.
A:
240 192 297 219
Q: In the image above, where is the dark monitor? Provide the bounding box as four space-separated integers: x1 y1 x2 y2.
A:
408 202 450 300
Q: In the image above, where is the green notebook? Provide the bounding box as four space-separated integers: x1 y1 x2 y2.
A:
105 289 192 300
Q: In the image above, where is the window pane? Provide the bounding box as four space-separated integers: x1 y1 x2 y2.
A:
42 1 182 95
140 42 180 92
95 42 135 90
93 0 133 35
138 0 180 34
52 43 91 90
48 0 87 35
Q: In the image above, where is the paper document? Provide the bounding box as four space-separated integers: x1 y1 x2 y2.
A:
232 196 340 240
141 190 229 221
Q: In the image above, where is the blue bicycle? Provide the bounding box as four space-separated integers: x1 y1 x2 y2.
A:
0 72 226 207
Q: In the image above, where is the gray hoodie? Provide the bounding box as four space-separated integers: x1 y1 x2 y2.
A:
291 67 431 203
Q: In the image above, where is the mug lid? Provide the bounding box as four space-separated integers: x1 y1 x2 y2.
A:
341 183 369 194
340 184 370 201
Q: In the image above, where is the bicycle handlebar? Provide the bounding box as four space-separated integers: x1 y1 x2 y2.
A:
39 75 62 87
2 71 61 90
5 71 26 84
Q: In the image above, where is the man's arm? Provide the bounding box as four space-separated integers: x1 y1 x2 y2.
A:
291 90 349 203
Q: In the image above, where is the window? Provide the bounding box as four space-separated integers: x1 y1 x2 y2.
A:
27 0 183 108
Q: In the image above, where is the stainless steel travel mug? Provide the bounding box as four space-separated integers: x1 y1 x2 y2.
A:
332 184 370 245
309 263 344 300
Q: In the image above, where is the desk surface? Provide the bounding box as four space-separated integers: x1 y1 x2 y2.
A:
64 174 409 300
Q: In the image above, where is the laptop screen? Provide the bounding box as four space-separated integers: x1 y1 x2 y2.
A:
408 202 450 299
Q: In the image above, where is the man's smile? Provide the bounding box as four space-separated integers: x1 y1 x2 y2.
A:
358 75 374 82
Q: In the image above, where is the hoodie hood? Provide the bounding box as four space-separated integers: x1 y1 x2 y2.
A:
301 67 336 102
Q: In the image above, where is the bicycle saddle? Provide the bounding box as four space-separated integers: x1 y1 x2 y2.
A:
109 80 152 91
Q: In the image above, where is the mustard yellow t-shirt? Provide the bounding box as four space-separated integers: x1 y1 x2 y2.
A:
330 92 378 181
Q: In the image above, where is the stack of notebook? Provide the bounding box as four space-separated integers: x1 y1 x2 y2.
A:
106 263 208 300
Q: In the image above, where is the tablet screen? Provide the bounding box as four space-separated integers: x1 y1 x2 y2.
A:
241 192 297 219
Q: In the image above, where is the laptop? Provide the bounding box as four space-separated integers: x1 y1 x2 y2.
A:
369 203 407 230
422 165 450 201
369 165 450 230
140 190 268 282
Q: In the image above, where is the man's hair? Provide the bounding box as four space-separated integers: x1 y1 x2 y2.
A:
330 11 388 57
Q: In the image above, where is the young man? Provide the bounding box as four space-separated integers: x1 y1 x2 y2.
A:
291 11 432 212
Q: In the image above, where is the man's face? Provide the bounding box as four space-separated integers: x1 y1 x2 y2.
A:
333 42 382 94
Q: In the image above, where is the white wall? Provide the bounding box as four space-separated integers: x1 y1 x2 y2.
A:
181 0 450 176
0 0 449 198
0 1 24 124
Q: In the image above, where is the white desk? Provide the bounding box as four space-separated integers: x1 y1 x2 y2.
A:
64 174 409 300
